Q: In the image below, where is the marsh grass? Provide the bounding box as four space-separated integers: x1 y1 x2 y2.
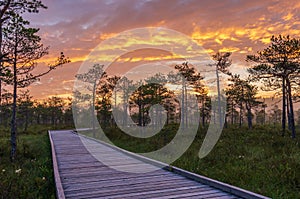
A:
0 126 56 198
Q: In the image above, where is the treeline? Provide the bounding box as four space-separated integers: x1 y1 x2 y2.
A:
72 61 300 135
72 35 300 139
1 86 299 133
0 90 73 130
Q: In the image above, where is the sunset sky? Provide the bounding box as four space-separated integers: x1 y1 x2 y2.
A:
24 0 300 99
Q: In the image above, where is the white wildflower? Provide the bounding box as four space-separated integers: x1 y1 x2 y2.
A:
15 169 22 174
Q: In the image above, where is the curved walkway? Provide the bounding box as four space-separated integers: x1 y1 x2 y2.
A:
49 130 270 199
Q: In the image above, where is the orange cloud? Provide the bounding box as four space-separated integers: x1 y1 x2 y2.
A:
100 33 117 40
38 55 86 64
23 0 300 100
283 13 294 21
116 54 183 63
219 47 240 53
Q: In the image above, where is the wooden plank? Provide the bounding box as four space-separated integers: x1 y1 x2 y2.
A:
49 130 270 199
142 189 227 199
181 193 239 199
66 184 203 198
126 186 215 199
63 174 195 191
64 176 201 191
61 171 173 184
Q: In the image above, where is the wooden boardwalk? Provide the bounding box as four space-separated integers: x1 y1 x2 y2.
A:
49 130 270 199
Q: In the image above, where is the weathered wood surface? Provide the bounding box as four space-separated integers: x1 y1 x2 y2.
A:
49 130 270 199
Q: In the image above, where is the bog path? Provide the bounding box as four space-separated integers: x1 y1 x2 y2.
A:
49 130 270 199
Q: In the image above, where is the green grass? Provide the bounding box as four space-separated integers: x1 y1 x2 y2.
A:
0 128 55 199
99 124 300 199
176 125 300 199
1 124 299 198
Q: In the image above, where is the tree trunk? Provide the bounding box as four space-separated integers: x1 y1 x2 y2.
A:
216 67 222 128
24 109 28 132
0 79 2 125
181 77 185 128
239 103 243 128
0 22 3 126
166 107 169 125
92 83 96 137
263 103 266 125
201 100 205 127
122 82 128 127
286 79 296 138
10 51 18 161
224 114 228 128
246 104 252 129
282 77 286 136
231 101 234 125
142 104 145 126
36 113 40 124
286 89 292 131
185 84 188 128
124 103 128 127
138 103 142 126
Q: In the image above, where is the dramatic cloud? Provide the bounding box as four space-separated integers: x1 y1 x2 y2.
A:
23 0 300 99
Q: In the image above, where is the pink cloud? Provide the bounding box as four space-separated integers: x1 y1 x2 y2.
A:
20 0 300 99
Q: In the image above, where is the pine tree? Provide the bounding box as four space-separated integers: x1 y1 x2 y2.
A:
247 35 300 138
3 12 69 160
